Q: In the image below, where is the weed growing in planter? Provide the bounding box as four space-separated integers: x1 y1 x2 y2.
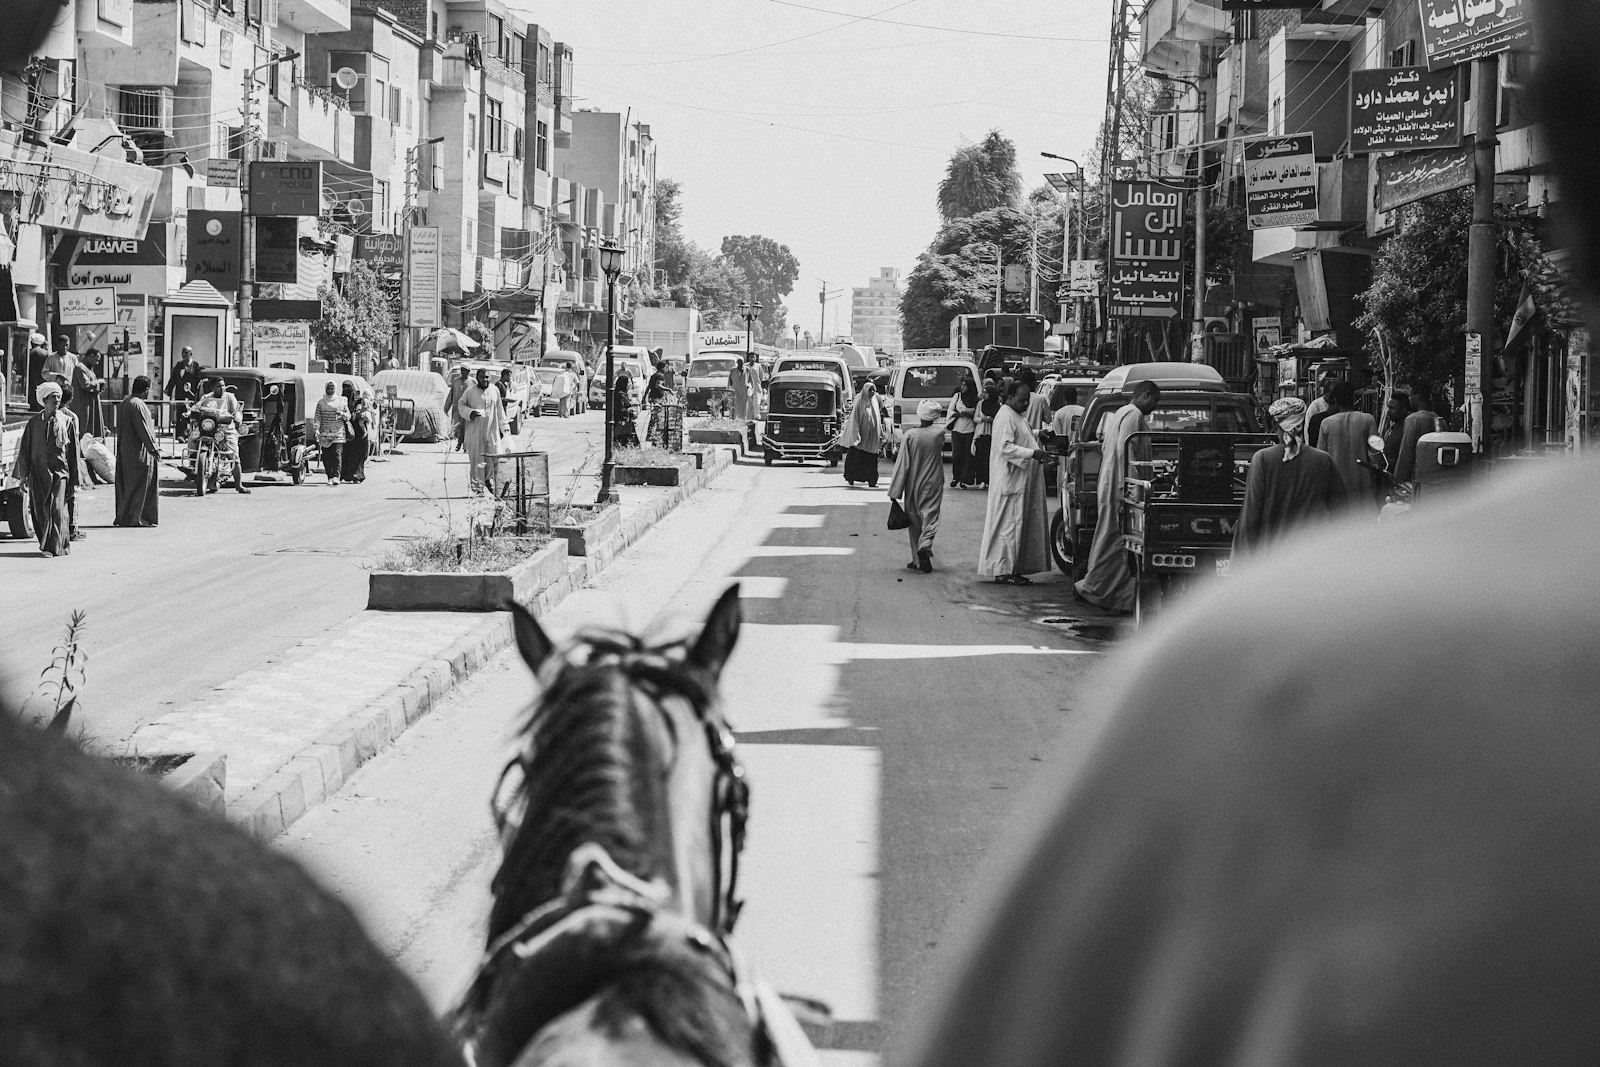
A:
31 609 88 733
614 444 691 468
687 416 748 433
373 442 550 573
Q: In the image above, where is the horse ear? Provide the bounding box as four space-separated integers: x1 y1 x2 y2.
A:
511 602 555 673
688 584 742 679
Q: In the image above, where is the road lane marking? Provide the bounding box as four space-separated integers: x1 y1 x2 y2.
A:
736 577 790 598
748 546 856 556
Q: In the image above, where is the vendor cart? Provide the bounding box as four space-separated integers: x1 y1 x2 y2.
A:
1118 430 1276 626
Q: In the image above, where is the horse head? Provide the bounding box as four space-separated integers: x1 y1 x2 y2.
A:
455 585 767 1067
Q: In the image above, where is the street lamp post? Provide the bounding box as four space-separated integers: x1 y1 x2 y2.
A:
597 241 624 504
738 299 763 448
1043 153 1087 344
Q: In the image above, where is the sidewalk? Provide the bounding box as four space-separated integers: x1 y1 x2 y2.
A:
0 412 604 745
128 448 735 839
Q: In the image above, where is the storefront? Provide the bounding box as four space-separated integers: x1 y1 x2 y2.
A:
0 128 162 422
61 221 186 399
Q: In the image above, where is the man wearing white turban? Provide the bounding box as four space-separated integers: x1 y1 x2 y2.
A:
1233 395 1345 557
888 398 947 572
13 382 78 556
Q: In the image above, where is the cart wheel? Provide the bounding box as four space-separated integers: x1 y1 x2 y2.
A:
195 465 207 497
1132 554 1156 630
5 487 33 539
291 460 305 485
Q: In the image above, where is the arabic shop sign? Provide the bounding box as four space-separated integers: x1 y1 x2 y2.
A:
248 162 324 217
1375 145 1474 212
1419 0 1531 71
1350 67 1462 154
1108 181 1185 320
1219 0 1319 8
1243 133 1318 230
186 209 242 290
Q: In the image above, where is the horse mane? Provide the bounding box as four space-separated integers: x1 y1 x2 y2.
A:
488 629 717 944
0 703 461 1065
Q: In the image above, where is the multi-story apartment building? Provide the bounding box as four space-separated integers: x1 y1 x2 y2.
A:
1132 0 1560 445
851 267 902 354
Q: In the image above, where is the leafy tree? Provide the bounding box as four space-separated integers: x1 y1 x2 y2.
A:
463 318 493 346
653 177 697 289
1357 190 1550 387
938 130 1022 221
901 206 1045 347
313 262 395 374
719 234 799 342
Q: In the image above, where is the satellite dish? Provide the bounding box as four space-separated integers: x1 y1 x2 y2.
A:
334 67 361 90
346 198 367 216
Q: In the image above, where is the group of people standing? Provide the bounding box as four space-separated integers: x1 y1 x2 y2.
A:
883 366 1070 584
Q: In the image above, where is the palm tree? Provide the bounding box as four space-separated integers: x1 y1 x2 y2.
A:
938 130 1022 221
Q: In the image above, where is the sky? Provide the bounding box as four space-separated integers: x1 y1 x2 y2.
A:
505 0 1111 339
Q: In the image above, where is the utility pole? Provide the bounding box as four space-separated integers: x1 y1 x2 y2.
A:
994 244 1002 313
240 51 299 369
1191 133 1207 363
1465 54 1499 450
1028 220 1039 316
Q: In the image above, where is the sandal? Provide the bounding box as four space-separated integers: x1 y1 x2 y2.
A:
994 574 1033 586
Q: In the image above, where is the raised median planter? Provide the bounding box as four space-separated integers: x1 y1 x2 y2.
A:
550 502 621 557
114 751 227 817
612 444 694 487
368 537 568 612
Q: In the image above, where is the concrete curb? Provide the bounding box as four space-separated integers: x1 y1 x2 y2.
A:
231 446 735 840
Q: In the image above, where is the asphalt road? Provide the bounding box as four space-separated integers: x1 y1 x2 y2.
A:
0 409 607 745
278 452 1133 1064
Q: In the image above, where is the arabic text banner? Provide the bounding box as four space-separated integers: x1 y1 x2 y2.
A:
1418 0 1532 71
1350 66 1462 154
1108 181 1186 319
1244 134 1318 230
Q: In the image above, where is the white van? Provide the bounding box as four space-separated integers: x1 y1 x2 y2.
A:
884 358 978 454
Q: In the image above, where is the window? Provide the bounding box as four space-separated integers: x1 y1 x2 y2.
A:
485 98 503 152
538 42 551 84
390 85 401 125
467 113 475 150
510 33 524 67
430 11 439 38
488 14 504 57
215 121 231 159
372 78 386 119
512 125 524 160
1390 40 1417 67
373 179 389 231
535 120 548 171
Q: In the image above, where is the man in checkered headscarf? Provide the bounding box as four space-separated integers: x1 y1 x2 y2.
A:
1232 395 1346 557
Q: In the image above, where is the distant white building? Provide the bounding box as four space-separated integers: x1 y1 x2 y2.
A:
850 267 902 354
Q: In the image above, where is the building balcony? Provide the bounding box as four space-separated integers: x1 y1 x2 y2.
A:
276 0 351 36
1140 0 1228 76
269 85 354 165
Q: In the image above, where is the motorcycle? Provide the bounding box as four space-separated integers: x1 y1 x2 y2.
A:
189 410 236 497
1357 433 1412 519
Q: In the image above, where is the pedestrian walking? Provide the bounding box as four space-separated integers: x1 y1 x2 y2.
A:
1315 380 1380 514
727 357 749 423
1075 380 1161 611
341 383 371 483
458 368 505 492
25 331 48 410
644 356 667 445
973 378 1001 488
165 346 203 439
379 352 399 371
978 380 1053 585
69 349 106 439
1394 380 1443 485
947 377 979 488
1233 397 1345 557
889 399 947 573
611 371 640 449
42 334 77 388
839 379 885 488
13 382 77 556
113 375 161 527
1304 374 1337 448
314 381 350 486
56 386 89 538
446 365 471 452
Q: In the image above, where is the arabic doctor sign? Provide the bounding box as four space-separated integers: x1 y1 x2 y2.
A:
1349 66 1462 154
1243 134 1318 230
1418 0 1531 71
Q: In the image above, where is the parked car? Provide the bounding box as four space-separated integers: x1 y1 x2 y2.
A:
539 350 589 412
530 365 579 417
883 357 979 455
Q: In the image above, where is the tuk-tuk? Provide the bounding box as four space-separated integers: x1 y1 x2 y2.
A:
1116 429 1276 625
210 368 323 484
762 371 842 466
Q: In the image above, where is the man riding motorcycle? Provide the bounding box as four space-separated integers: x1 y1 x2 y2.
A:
188 378 251 494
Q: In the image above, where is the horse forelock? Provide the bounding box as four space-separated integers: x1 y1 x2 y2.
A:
489 629 720 944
